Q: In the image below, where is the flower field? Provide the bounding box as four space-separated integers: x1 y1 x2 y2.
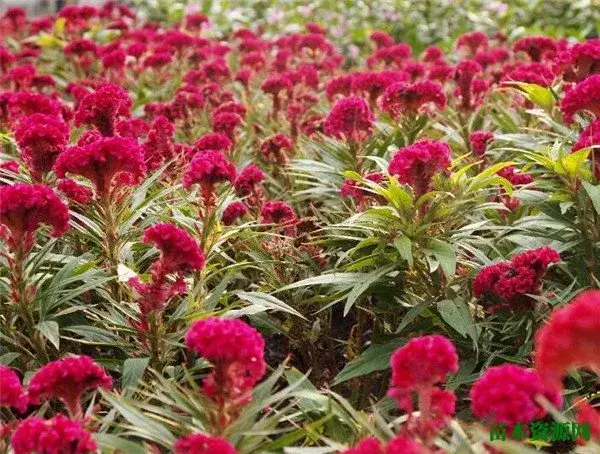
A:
2 1 600 453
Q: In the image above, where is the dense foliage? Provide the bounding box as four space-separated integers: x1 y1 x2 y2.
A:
2 1 600 453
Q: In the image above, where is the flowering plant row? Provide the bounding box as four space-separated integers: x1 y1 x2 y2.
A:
1 3 600 453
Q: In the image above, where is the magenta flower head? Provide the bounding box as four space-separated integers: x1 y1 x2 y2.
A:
0 183 70 252
0 365 28 413
470 364 562 428
185 317 266 405
74 83 132 136
380 80 447 119
194 132 233 154
560 74 600 123
174 433 238 454
8 92 62 120
142 223 205 274
12 113 69 176
456 31 489 55
183 150 236 209
454 59 483 110
324 96 375 143
11 415 97 454
342 437 384 454
260 133 293 164
54 136 147 197
261 200 296 226
28 355 112 419
222 201 248 226
143 115 175 171
388 139 451 197
235 164 265 197
211 112 243 141
469 130 494 156
513 36 556 62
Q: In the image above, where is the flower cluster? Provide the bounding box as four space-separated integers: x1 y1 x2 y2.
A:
74 83 132 136
379 81 447 118
183 150 236 209
324 96 375 143
174 433 238 454
0 365 28 413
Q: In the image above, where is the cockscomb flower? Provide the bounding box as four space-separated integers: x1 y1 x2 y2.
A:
194 132 233 155
388 140 451 197
0 183 70 252
74 83 132 136
261 75 292 114
116 117 151 139
427 63 454 83
576 401 600 442
212 112 243 141
454 59 483 110
475 48 510 68
324 97 375 143
502 62 556 87
183 150 236 209
389 335 458 393
12 113 69 176
235 164 265 197
222 201 248 226
341 172 383 204
143 115 175 171
473 247 560 312
10 416 97 454
497 166 534 186
185 317 266 406
379 80 446 119
174 433 238 454
370 30 395 49
513 36 556 62
469 130 494 156
261 200 296 225
342 437 384 454
54 136 147 197
142 223 205 274
560 74 600 123
534 290 600 392
0 365 28 413
325 75 354 102
573 119 600 152
366 44 412 69
260 133 293 164
556 39 600 82
456 31 489 55
8 92 62 120
57 179 93 205
470 364 562 427
28 355 112 419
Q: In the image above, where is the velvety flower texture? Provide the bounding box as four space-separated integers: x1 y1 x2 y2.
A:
28 355 112 418
260 133 293 164
560 74 600 123
194 132 233 154
380 81 446 119
261 200 296 225
54 136 147 197
235 164 265 197
174 433 238 454
0 183 70 251
13 114 69 176
57 179 93 205
456 31 489 55
454 59 483 110
389 335 458 392
573 119 600 152
469 364 562 427
387 140 451 197
142 223 205 274
143 115 176 171
11 415 97 454
185 317 266 403
222 201 248 225
534 290 600 392
469 130 494 156
7 92 63 120
0 365 28 413
472 246 560 312
342 436 428 454
496 166 534 186
183 150 236 208
324 97 375 143
513 36 556 62
74 83 132 136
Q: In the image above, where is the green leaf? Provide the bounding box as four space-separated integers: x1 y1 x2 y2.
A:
426 239 456 278
583 181 600 215
393 235 413 267
122 358 149 393
508 82 554 111
231 291 306 319
344 264 396 315
437 300 478 344
94 434 146 454
557 148 590 179
333 338 405 385
36 321 60 350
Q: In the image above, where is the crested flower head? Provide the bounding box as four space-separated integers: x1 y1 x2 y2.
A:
456 31 489 55
324 96 375 143
222 201 248 226
260 133 293 163
8 92 62 120
513 36 556 61
469 130 494 156
235 164 265 196
261 200 296 225
0 365 28 413
13 113 69 175
11 416 97 454
379 80 447 118
57 179 93 205
174 433 238 454
195 132 233 154
143 115 175 171
470 364 562 427
28 355 112 418
183 150 236 189
212 112 243 140
342 437 384 454
142 223 205 274
388 140 451 197
0 184 70 252
54 136 147 196
560 74 600 123
74 83 132 136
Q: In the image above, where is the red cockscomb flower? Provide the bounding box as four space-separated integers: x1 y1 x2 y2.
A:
497 166 534 186
143 115 175 171
325 75 354 102
74 83 132 136
469 130 494 156
183 150 236 209
8 92 62 120
470 364 562 427
556 39 600 82
535 290 600 392
11 416 97 454
370 30 395 49
0 365 28 413
454 60 483 110
222 201 248 226
235 164 265 197
57 179 93 205
28 355 112 419
212 112 243 141
456 31 489 55
194 132 233 154
260 133 293 164
560 74 600 123
379 81 446 118
324 96 375 143
174 433 237 454
0 184 70 252
13 114 69 176
54 136 146 197
261 200 296 225
513 36 556 62
388 140 451 197
142 223 205 274
342 437 384 454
